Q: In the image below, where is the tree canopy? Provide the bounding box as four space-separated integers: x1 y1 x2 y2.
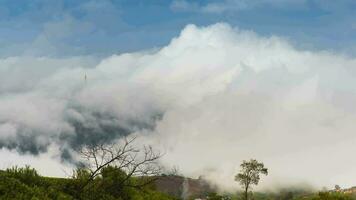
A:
235 159 268 200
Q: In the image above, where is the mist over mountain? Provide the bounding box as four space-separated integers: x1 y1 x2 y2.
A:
1 23 356 190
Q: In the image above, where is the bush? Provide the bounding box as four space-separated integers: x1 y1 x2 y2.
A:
0 165 184 200
6 166 41 187
311 192 354 200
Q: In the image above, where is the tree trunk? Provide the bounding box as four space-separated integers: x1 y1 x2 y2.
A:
244 186 249 200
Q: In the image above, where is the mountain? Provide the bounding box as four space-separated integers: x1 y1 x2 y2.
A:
154 175 215 199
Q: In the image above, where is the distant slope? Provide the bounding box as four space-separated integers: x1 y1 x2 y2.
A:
154 175 215 199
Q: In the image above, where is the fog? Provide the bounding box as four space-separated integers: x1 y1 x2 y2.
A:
1 23 356 190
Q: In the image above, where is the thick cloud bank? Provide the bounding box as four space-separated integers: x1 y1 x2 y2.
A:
1 23 356 189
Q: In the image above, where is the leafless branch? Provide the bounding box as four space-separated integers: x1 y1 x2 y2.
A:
77 136 162 190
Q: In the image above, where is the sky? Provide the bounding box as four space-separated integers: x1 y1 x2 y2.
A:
1 0 356 191
1 0 356 57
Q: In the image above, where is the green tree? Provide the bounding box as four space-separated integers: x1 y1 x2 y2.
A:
311 192 353 200
6 165 41 187
0 165 175 200
235 159 268 200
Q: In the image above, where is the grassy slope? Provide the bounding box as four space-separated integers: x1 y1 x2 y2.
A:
0 168 176 200
1 169 356 200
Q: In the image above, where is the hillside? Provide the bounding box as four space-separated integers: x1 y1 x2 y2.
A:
154 175 215 199
0 166 175 200
2 166 356 200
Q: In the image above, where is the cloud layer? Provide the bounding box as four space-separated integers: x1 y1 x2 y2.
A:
2 23 356 189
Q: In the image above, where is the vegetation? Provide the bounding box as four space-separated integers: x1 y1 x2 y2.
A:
0 165 175 200
0 151 355 200
0 136 176 200
1 165 356 200
308 192 355 200
235 159 268 200
77 136 162 191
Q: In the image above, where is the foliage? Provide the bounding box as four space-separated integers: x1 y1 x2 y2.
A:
2 165 356 200
305 192 355 200
78 137 162 191
213 190 356 200
235 159 268 200
0 166 175 200
6 165 41 187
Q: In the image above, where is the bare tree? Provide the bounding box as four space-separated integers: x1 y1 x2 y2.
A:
165 165 181 176
77 136 163 190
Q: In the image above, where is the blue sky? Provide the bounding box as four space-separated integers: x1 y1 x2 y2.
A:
0 0 356 56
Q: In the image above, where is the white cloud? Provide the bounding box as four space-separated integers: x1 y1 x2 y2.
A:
0 56 97 93
2 23 356 190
